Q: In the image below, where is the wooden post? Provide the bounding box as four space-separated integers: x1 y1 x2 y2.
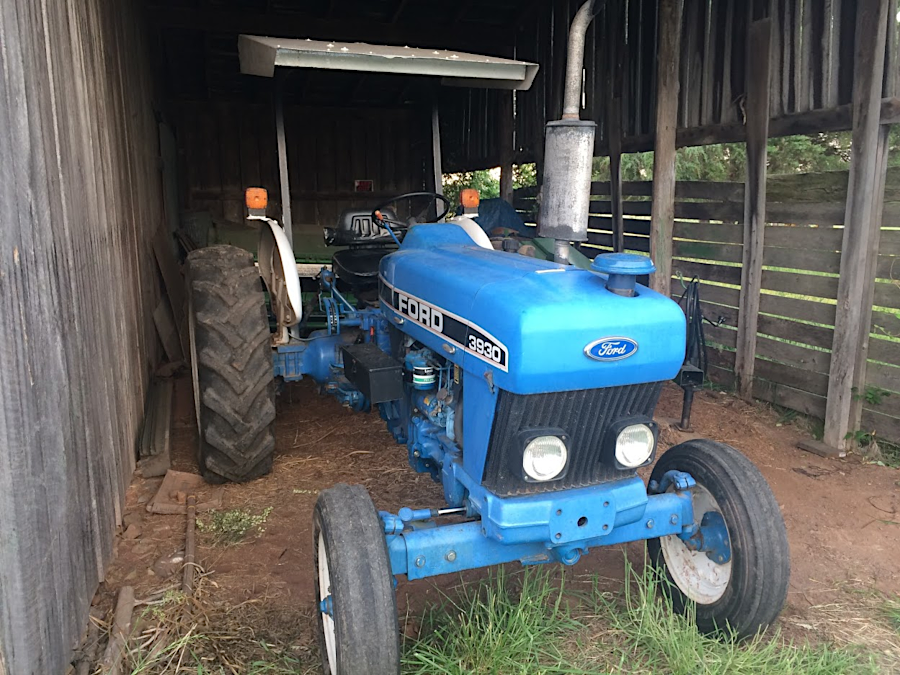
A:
499 91 515 204
607 0 625 252
649 0 683 294
734 19 772 402
848 126 891 433
823 0 890 451
608 100 624 252
274 74 293 248
430 101 444 218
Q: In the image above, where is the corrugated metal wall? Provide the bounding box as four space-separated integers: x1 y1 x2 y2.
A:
0 0 163 672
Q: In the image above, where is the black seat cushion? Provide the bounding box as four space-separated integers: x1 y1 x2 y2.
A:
332 248 391 288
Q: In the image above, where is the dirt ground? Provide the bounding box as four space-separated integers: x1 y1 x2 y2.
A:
99 375 900 666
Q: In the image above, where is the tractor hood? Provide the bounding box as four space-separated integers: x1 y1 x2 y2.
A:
379 223 686 395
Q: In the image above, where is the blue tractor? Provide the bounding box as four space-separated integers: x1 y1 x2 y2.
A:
186 187 789 674
186 8 788 671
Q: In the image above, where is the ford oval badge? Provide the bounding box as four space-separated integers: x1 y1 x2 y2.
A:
585 337 638 362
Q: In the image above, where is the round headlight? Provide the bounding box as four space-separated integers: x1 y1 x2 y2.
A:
615 424 655 468
523 436 568 481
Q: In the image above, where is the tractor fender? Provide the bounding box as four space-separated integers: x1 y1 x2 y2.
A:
446 216 493 250
254 216 303 334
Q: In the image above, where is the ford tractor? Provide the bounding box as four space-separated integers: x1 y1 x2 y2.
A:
186 8 790 674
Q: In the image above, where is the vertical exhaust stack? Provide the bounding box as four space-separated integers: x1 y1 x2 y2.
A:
538 0 602 264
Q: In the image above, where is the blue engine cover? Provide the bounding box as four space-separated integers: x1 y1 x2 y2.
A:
379 223 686 395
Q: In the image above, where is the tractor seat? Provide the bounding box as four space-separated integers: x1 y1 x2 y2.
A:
331 248 391 288
327 208 399 289
324 208 399 247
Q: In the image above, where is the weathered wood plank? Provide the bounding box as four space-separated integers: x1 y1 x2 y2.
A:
760 292 838 326
593 199 745 221
860 408 900 442
705 324 739 349
588 216 653 236
756 335 832 373
758 314 835 350
761 269 840 299
736 17 772 400
672 259 742 285
707 345 737 369
754 379 828 417
869 335 900 364
591 180 745 201
649 0 683 294
674 221 743 244
867 361 900 393
708 364 737 388
871 308 900 338
673 239 743 263
763 246 841 274
764 224 845 250
824 0 892 451
756 357 831 397
587 231 651 252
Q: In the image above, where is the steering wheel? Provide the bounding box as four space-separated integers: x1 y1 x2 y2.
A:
371 191 452 230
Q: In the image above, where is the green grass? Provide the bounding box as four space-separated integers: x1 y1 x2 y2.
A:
403 567 585 674
593 562 876 675
403 562 879 675
884 596 900 634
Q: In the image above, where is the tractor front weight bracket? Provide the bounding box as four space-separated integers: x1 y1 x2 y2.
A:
383 488 695 581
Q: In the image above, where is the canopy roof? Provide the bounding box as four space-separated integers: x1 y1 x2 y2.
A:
238 35 539 90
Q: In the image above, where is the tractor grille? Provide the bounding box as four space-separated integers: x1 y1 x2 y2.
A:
482 383 663 496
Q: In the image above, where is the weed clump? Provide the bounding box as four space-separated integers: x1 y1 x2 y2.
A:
197 507 273 546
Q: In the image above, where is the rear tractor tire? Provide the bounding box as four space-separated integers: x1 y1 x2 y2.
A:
186 245 276 483
648 439 790 639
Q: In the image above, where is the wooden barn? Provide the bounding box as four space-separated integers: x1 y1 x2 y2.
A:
0 0 897 672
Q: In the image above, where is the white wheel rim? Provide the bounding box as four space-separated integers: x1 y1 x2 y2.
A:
659 484 733 604
318 532 338 673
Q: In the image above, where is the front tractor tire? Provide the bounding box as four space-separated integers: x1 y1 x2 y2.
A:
648 439 790 638
186 245 276 483
313 484 400 675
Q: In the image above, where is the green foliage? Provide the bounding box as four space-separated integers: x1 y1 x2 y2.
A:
591 130 892 183
442 170 500 209
197 507 273 546
441 164 537 210
851 386 892 407
766 133 852 174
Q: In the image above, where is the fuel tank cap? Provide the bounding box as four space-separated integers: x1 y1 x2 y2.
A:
591 253 656 297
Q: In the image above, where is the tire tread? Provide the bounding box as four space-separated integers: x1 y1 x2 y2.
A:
186 245 276 483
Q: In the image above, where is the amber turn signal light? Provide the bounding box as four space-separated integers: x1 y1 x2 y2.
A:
460 188 480 209
245 187 268 210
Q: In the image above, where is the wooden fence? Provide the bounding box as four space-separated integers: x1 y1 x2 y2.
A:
515 171 900 445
